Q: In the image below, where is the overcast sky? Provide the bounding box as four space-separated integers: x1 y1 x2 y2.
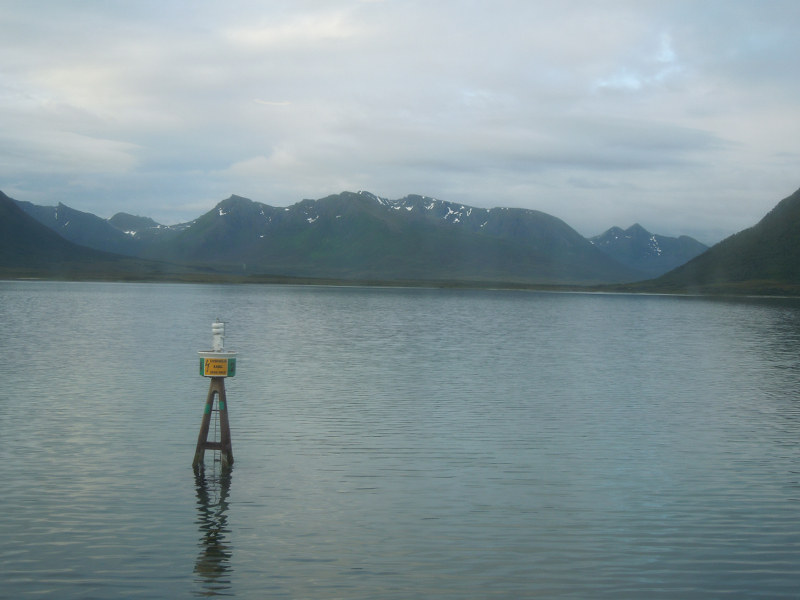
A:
1 1 799 243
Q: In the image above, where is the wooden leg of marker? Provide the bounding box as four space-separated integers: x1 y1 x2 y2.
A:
192 379 217 468
218 379 234 467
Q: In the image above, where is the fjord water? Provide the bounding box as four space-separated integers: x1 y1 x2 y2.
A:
2 282 800 599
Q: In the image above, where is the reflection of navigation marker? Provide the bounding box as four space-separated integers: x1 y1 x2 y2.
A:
193 466 233 594
193 320 237 469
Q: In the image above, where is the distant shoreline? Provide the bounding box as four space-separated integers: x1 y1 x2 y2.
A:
4 269 800 297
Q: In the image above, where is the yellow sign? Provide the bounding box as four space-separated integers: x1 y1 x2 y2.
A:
204 358 229 377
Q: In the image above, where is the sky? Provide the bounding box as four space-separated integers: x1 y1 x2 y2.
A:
1 1 799 244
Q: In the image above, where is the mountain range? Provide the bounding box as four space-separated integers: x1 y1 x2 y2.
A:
132 191 641 283
589 224 708 279
0 190 192 279
6 190 708 285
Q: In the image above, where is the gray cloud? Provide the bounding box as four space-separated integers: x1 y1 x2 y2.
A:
0 0 798 244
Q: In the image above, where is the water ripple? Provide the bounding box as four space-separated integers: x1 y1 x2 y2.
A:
2 283 800 598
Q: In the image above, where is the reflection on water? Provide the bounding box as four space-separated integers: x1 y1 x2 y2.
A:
194 466 233 597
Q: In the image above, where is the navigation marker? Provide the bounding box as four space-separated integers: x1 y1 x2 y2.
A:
193 320 237 468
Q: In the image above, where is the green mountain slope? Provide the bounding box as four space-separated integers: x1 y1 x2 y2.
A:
589 224 708 278
0 190 195 279
14 200 190 254
645 187 800 293
141 191 643 284
1 190 114 270
14 199 144 255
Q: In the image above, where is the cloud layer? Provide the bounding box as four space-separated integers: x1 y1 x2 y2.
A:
1 1 799 243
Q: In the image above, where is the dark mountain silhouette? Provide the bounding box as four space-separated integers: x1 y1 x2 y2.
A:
649 187 800 293
0 190 194 279
14 199 143 255
1 190 124 271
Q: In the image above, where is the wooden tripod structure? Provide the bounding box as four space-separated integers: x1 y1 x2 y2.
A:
193 376 234 468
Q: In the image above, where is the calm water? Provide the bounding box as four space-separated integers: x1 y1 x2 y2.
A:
2 281 800 599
